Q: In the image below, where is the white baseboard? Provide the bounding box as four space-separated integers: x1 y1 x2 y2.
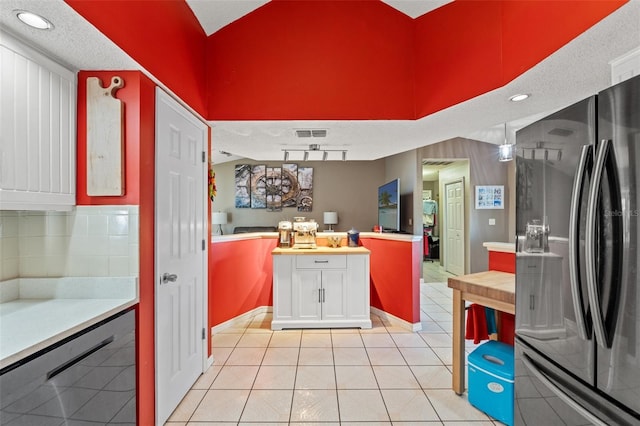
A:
211 306 272 335
370 307 422 332
211 305 420 334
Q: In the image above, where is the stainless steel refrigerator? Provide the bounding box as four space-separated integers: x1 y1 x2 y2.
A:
514 74 640 426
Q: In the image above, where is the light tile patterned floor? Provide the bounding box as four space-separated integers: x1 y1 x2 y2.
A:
165 262 502 425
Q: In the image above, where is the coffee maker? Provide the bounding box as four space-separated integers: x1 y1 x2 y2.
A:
278 221 292 247
292 218 318 249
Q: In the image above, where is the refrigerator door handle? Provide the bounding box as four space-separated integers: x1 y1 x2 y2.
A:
522 355 608 426
568 145 591 340
585 139 610 348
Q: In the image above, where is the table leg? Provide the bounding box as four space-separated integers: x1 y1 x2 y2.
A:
452 288 465 395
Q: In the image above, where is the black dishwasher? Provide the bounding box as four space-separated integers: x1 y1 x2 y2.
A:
0 308 136 425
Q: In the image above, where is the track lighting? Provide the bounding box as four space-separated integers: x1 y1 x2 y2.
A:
282 145 347 161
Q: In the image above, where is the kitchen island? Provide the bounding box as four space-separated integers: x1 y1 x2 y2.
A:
210 231 422 332
272 246 371 330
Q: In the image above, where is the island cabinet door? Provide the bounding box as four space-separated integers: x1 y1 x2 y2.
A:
322 270 347 320
295 269 322 321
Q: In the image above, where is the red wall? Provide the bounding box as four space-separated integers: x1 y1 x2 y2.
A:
67 0 208 116
361 237 422 324
66 0 626 122
77 71 157 425
414 1 503 119
487 249 516 345
209 238 277 328
414 0 627 118
209 237 423 328
488 250 516 274
206 0 415 120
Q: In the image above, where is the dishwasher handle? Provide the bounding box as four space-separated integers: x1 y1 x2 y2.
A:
46 336 114 381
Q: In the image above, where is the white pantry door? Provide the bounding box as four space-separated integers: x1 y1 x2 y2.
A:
444 179 465 276
155 89 208 425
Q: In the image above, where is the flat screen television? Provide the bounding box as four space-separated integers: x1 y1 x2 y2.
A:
378 178 400 232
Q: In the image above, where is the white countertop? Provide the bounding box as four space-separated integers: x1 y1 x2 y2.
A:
0 277 138 369
483 241 516 253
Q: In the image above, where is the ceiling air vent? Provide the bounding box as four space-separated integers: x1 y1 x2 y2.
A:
295 129 327 138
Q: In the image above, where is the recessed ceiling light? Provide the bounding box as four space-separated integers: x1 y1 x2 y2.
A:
509 93 530 102
15 10 54 30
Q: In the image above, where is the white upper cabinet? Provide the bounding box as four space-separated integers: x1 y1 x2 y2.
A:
0 31 76 211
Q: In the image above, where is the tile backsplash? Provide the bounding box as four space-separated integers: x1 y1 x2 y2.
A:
0 206 139 280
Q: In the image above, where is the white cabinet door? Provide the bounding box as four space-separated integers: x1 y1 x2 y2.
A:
0 32 76 210
297 269 322 321
322 270 347 320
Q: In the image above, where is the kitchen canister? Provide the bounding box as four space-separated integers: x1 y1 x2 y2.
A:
347 228 360 247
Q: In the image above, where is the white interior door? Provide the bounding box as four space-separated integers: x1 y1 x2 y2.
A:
155 88 208 425
444 179 465 275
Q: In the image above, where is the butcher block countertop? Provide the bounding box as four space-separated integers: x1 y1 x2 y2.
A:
447 270 515 312
272 246 371 255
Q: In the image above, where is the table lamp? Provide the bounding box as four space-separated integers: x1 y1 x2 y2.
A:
323 211 338 231
212 211 227 235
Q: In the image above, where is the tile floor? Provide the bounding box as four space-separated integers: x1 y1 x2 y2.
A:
165 262 501 425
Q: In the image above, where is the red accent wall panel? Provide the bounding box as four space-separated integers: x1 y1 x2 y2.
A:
206 0 415 120
488 251 515 274
487 249 515 345
136 75 157 426
501 0 627 82
65 0 208 116
68 1 623 121
361 237 421 324
209 239 277 328
77 71 157 424
414 1 504 119
414 0 626 119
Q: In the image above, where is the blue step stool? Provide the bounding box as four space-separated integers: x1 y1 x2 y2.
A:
468 340 514 426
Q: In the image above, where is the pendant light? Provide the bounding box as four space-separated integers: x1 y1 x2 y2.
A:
498 122 514 162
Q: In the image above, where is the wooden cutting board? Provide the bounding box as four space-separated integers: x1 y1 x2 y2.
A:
86 76 125 196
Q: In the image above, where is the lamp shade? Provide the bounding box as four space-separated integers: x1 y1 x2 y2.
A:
323 211 338 225
212 211 227 225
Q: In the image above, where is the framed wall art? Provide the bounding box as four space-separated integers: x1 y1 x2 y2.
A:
475 185 504 209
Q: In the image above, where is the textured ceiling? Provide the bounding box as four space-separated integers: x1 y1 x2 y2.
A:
0 0 638 165
185 0 453 35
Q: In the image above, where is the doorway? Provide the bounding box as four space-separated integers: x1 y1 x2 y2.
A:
155 88 209 425
422 160 468 276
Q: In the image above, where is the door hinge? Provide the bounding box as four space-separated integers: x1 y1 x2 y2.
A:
202 239 206 251
202 151 206 163
202 328 206 340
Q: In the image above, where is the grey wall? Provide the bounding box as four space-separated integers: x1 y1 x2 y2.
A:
383 149 419 234
211 160 385 234
419 137 512 273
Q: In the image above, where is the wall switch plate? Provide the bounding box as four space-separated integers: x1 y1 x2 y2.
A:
489 218 496 225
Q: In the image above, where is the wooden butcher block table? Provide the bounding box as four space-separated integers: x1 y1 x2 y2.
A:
447 270 515 395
